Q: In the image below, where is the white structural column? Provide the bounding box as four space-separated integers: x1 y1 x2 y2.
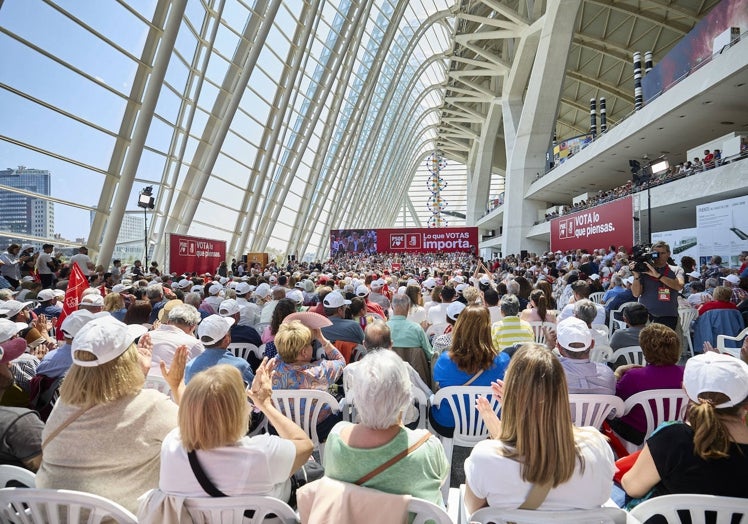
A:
162 0 280 238
97 0 188 268
501 0 581 256
466 97 503 224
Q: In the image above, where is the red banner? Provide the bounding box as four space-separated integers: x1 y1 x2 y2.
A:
168 234 226 276
330 227 478 256
56 263 87 340
550 196 634 253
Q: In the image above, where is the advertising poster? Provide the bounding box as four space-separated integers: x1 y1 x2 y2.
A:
330 227 478 256
550 196 634 253
651 228 698 265
168 233 227 276
696 195 748 268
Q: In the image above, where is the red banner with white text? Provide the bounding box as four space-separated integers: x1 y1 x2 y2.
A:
550 196 633 253
168 234 226 276
330 227 478 256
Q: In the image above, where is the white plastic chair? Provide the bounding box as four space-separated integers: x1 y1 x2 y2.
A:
568 394 624 429
143 375 171 395
609 346 645 366
678 307 699 357
716 326 748 358
608 301 638 335
589 291 605 304
410 497 453 524
467 505 628 523
528 321 556 345
228 342 262 361
589 344 613 363
0 465 36 488
628 494 747 524
431 386 500 501
183 493 298 523
618 388 689 452
0 487 137 523
271 389 340 462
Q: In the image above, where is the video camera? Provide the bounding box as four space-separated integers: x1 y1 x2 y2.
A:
631 243 660 273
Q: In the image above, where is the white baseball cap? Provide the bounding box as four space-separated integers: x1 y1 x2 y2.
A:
556 317 593 352
355 285 370 297
721 274 740 285
235 282 252 295
0 300 35 319
177 278 192 290
370 279 385 289
323 291 351 308
60 310 108 338
111 284 131 294
198 314 234 345
71 316 147 367
446 301 466 321
79 294 105 307
455 283 468 294
0 319 28 344
218 299 241 316
255 283 271 299
208 283 223 296
286 289 303 304
37 289 57 302
683 353 748 408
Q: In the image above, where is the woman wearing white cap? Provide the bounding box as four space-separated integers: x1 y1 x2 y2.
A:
621 352 748 501
36 315 187 513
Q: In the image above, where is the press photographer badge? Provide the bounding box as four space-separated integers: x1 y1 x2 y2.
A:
657 286 670 301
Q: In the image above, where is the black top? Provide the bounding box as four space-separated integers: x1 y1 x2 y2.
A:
648 422 748 499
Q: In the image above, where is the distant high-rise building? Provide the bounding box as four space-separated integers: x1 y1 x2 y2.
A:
89 210 145 263
0 166 54 248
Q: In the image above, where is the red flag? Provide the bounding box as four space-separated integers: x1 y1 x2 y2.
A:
56 264 88 340
98 283 107 297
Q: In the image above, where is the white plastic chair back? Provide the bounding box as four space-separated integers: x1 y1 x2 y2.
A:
431 386 499 501
589 292 605 304
183 493 298 523
591 323 609 339
568 394 624 429
628 494 747 524
527 321 556 345
678 307 699 357
468 505 628 523
409 497 453 524
350 344 367 362
271 389 340 462
608 301 638 335
227 343 262 361
0 466 36 488
143 375 171 395
716 326 748 358
619 388 689 452
0 487 137 524
610 346 645 366
589 344 613 363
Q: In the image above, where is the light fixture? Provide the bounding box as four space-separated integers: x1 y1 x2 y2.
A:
650 160 669 175
137 186 155 210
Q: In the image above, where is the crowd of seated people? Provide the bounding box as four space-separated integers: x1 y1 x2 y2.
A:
0 239 746 521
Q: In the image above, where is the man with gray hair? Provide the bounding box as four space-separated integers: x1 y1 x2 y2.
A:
146 283 167 324
491 294 534 351
148 303 204 377
573 299 608 349
387 294 433 361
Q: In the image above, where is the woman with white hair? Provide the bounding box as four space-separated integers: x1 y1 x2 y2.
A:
323 350 448 505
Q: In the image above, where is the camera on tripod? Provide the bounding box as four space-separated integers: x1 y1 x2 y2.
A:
632 243 659 273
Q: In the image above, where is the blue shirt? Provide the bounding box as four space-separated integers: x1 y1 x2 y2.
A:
184 348 255 385
230 324 262 347
602 286 626 305
33 303 62 319
321 317 364 344
35 343 72 379
431 351 510 427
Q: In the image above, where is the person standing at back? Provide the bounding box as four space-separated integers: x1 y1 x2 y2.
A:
630 241 684 330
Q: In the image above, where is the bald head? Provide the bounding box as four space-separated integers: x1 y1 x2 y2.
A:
364 320 392 350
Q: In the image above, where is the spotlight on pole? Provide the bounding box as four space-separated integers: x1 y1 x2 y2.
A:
136 186 156 267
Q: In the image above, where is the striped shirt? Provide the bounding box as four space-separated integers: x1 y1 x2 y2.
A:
491 316 534 352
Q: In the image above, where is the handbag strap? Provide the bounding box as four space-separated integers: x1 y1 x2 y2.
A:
518 482 552 510
188 450 226 497
462 368 484 386
42 406 90 450
355 431 432 485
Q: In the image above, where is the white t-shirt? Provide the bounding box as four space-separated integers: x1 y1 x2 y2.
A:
464 427 614 510
35 252 54 275
69 253 93 275
159 428 296 501
427 302 450 325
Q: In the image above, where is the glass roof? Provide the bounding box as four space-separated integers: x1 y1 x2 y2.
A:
0 0 463 262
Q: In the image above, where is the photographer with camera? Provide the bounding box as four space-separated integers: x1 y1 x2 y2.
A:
629 241 684 330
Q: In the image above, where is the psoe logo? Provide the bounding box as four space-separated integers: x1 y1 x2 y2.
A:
179 240 197 255
406 233 421 249
390 234 405 249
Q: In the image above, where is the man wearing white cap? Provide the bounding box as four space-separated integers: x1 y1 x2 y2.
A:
234 282 260 326
35 310 106 380
720 274 747 305
320 291 364 345
32 288 62 319
354 284 386 320
185 315 254 386
259 286 288 325
621 353 748 500
556 317 614 395
219 299 262 347
368 279 391 312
